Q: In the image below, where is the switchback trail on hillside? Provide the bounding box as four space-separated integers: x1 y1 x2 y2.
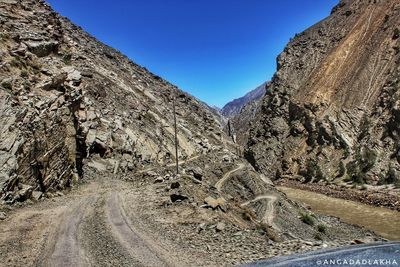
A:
241 195 279 230
216 163 279 230
215 163 245 191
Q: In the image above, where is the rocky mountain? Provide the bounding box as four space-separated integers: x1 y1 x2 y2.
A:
224 82 271 147
245 0 400 189
229 96 264 147
0 0 383 266
221 82 267 118
0 0 235 201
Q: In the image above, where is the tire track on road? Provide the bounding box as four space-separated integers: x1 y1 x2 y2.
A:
106 192 170 267
42 196 96 267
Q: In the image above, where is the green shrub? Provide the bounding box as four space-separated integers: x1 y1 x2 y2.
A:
378 173 386 185
300 213 315 226
23 80 31 90
354 173 366 184
358 114 371 140
301 159 325 183
379 166 399 185
0 32 9 41
1 79 12 90
346 147 377 184
20 70 29 78
361 148 377 171
10 58 21 68
317 224 327 233
386 166 398 184
62 53 72 64
393 28 400 39
337 161 346 177
343 146 350 158
315 233 323 240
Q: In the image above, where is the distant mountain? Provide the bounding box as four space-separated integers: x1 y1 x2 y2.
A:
221 83 267 118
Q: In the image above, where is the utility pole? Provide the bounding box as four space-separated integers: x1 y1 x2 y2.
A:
173 98 179 175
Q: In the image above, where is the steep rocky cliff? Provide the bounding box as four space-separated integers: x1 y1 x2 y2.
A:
224 82 270 147
246 0 400 187
0 0 231 201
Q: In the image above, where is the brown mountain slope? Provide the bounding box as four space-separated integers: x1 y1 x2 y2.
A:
223 82 270 147
0 1 383 265
0 0 233 200
245 0 400 187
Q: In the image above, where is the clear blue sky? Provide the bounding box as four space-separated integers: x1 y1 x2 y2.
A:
47 0 338 108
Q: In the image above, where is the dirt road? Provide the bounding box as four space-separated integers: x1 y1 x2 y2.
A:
241 195 279 230
215 163 245 191
215 163 279 230
0 180 177 267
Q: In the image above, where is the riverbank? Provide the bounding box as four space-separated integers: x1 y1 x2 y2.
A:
277 180 400 212
277 186 400 241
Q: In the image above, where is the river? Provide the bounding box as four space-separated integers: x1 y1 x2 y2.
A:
277 186 400 241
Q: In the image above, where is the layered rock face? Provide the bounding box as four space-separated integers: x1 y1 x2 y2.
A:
246 0 400 185
0 0 229 201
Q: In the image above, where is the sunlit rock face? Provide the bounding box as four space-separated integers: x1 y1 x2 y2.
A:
246 0 400 186
0 0 229 201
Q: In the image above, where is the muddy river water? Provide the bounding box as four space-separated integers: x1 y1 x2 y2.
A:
277 186 400 240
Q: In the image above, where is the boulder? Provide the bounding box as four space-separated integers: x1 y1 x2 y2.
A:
170 181 180 189
216 222 226 232
62 66 82 86
0 0 18 4
15 184 33 202
24 40 58 57
51 73 67 91
204 196 226 210
154 177 164 183
0 212 6 220
31 190 43 201
127 162 135 171
86 110 97 121
87 160 107 172
39 73 67 91
0 132 17 151
188 167 203 180
145 171 158 177
198 222 207 232
222 155 232 162
170 194 188 203
10 43 27 56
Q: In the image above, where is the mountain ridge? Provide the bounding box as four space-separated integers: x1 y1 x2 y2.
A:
221 82 267 118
